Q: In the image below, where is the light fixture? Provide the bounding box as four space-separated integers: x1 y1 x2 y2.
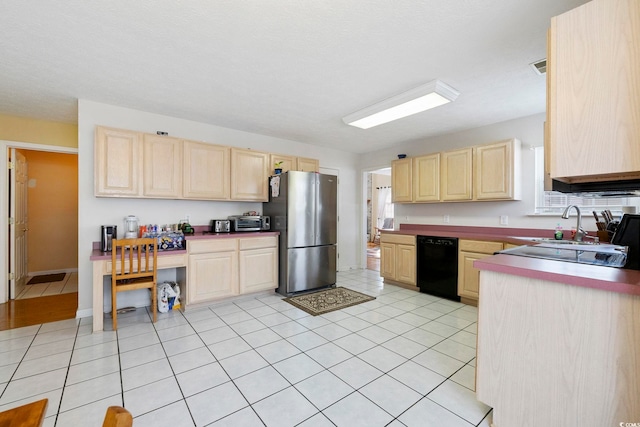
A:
342 79 460 129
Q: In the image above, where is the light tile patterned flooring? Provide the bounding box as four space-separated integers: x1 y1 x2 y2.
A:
16 273 78 300
0 269 492 426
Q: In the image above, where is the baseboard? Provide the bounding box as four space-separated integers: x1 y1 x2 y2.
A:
76 308 93 318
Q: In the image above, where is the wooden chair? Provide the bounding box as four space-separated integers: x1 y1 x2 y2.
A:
111 237 157 330
0 398 47 427
102 406 133 427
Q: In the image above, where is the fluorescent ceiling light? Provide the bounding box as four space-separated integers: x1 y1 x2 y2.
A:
343 79 460 129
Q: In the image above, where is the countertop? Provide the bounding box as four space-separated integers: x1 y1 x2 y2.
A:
383 223 640 296
90 231 279 261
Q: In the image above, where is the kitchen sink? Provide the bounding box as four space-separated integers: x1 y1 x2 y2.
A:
500 244 628 267
510 236 598 245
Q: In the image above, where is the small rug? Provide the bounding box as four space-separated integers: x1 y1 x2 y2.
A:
284 287 376 316
27 273 66 285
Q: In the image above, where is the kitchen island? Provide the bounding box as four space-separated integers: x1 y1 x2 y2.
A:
474 254 640 426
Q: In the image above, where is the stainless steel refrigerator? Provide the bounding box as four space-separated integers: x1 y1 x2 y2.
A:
263 171 337 296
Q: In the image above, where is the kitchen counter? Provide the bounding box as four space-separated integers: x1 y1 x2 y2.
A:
90 231 279 332
474 246 640 425
382 224 570 246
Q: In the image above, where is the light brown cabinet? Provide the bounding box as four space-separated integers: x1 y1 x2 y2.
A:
458 239 504 302
296 157 319 172
391 158 413 203
143 134 182 198
183 141 230 200
238 236 278 294
441 148 473 201
413 153 440 202
380 233 416 286
269 154 320 174
474 139 521 200
187 236 278 305
187 239 239 304
231 148 269 201
95 127 142 197
547 0 640 183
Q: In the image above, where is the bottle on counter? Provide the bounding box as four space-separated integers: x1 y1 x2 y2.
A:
554 224 564 240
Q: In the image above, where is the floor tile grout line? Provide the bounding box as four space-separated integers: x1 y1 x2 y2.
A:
0 323 42 403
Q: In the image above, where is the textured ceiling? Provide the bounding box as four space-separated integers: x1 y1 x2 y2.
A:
0 0 588 153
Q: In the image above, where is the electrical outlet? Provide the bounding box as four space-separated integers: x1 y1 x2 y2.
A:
443 215 450 224
500 215 508 225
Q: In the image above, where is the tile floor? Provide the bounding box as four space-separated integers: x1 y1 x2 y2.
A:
0 269 492 426
16 273 78 300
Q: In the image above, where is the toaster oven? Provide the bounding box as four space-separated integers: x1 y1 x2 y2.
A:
228 215 270 232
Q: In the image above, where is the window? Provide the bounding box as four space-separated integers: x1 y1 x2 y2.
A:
534 147 638 214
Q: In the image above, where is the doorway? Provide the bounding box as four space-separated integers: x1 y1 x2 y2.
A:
2 143 78 330
365 168 393 271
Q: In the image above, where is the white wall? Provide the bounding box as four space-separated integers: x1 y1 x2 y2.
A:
77 100 360 317
359 113 580 232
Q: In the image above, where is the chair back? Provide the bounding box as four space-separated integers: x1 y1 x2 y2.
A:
111 237 157 282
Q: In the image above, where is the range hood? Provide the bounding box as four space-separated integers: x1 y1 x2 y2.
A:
552 179 640 197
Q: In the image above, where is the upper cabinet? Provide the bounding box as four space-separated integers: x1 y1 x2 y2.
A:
143 134 182 198
547 0 640 183
441 148 473 201
95 125 318 202
474 139 521 200
391 158 412 202
231 148 269 201
183 141 230 200
95 127 142 197
269 154 320 174
413 153 440 202
296 157 319 172
390 139 521 203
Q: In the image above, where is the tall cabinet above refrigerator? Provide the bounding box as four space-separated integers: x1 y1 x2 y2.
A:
263 171 337 296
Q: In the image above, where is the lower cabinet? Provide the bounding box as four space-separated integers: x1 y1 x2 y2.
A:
380 234 416 286
187 236 278 305
458 240 504 302
239 237 278 294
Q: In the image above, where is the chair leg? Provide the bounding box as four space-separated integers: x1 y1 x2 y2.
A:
112 286 117 331
151 284 157 323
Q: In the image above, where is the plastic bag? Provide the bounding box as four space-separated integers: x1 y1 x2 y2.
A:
157 282 176 313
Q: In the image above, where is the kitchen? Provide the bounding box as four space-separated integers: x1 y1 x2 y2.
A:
2 0 640 425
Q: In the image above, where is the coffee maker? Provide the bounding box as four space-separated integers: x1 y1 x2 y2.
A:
101 225 117 252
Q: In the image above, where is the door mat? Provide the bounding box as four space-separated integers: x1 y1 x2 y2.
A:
27 273 66 285
283 287 376 316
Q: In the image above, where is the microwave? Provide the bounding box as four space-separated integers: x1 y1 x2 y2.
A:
228 215 270 232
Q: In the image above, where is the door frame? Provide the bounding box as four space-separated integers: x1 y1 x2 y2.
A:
0 140 78 304
361 166 392 270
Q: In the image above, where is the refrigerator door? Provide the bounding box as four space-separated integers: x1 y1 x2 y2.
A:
286 172 316 248
315 174 337 246
286 245 337 294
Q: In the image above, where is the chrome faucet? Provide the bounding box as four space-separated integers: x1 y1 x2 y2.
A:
562 205 586 242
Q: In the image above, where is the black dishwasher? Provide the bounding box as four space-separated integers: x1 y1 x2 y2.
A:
416 236 460 301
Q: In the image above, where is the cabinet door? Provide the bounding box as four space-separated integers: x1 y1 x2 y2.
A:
143 134 182 198
270 154 295 174
187 251 238 304
548 0 640 181
413 153 440 202
474 140 516 200
380 242 396 280
231 148 269 201
94 126 142 197
458 251 496 300
396 244 416 285
441 148 472 201
296 157 319 172
183 141 230 200
239 247 278 294
391 158 412 203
